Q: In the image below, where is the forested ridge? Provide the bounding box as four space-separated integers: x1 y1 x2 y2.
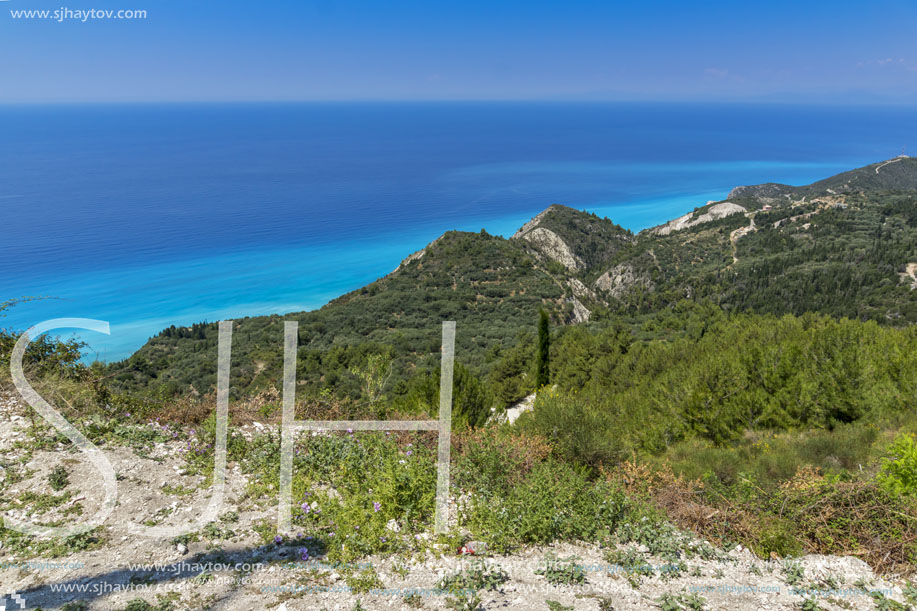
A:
107 158 917 404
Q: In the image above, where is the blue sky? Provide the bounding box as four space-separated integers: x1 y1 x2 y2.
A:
1 0 916 103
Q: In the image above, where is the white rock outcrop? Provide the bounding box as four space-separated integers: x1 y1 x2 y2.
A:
518 227 583 270
594 263 653 299
568 297 591 323
652 202 747 236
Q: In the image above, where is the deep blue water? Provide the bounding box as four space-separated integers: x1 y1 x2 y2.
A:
1 102 914 361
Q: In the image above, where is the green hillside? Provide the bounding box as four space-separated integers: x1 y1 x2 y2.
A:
728 156 917 202
109 230 568 398
108 158 917 402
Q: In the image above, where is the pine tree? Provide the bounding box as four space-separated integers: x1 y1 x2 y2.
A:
536 309 550 388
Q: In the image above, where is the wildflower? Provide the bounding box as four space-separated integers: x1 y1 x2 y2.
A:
274 535 283 544
406 450 413 456
299 547 310 561
347 428 353 434
373 502 381 512
301 503 311 514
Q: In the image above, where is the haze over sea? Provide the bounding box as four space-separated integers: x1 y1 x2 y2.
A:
1 102 914 361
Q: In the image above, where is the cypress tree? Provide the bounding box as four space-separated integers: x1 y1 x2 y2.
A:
536 309 550 388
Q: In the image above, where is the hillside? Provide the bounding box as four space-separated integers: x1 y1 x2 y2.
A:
111 230 570 398
109 158 917 399
727 155 917 202
612 158 917 322
512 204 634 272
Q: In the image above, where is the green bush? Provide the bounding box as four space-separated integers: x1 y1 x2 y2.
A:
877 433 917 497
48 465 69 491
462 456 637 552
237 430 437 560
439 561 508 594
535 553 586 585
659 424 878 491
752 517 804 558
521 390 629 470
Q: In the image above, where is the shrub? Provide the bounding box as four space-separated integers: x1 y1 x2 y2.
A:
613 461 917 573
782 560 804 586
462 457 637 552
438 561 508 594
345 567 384 594
444 592 483 611
656 592 706 611
605 547 654 585
535 553 586 585
521 390 629 470
877 433 917 497
236 429 437 560
454 429 551 496
48 465 69 491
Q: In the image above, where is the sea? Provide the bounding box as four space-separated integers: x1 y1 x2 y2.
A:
1 102 914 361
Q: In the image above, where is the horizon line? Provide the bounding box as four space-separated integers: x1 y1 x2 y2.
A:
1 97 917 108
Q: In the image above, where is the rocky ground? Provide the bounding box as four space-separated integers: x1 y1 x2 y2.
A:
1 391 914 611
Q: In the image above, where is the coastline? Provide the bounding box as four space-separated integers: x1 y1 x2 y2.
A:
0 171 859 363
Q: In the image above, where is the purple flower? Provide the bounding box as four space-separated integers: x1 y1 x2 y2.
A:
299 547 310 561
373 502 381 512
301 503 311 514
406 450 413 456
346 428 353 434
274 535 283 544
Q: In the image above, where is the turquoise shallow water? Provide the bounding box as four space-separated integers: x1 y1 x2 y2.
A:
0 103 913 360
